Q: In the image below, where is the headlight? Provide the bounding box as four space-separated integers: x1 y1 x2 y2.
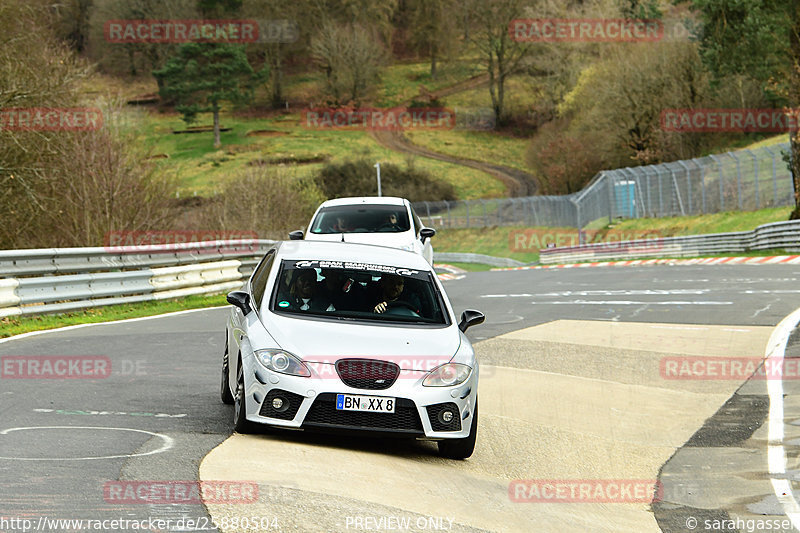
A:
423 363 472 387
255 349 311 377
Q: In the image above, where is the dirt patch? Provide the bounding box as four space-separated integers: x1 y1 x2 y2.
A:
172 125 232 134
246 129 289 137
146 153 170 160
249 154 329 166
127 93 160 105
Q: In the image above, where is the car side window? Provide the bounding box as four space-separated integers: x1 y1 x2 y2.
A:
251 250 276 308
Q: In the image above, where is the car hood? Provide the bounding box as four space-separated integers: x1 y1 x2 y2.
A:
304 232 414 248
263 313 460 370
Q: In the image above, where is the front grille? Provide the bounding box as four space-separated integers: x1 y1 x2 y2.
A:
302 393 423 434
336 359 400 390
426 402 462 432
259 389 305 420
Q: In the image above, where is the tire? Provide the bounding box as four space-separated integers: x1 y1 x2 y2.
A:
437 399 477 460
220 333 234 405
233 356 255 434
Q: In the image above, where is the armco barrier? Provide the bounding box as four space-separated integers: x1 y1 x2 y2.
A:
0 240 275 317
539 220 800 264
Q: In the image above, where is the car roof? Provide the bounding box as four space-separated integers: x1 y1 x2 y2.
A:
274 240 431 271
317 196 408 207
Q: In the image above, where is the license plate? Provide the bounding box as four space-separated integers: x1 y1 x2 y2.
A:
336 394 395 413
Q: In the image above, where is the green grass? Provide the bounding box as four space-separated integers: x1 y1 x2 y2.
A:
586 206 793 235
405 129 530 173
0 294 227 339
128 109 506 199
433 206 795 261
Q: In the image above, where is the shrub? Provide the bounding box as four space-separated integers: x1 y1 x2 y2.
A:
314 159 457 202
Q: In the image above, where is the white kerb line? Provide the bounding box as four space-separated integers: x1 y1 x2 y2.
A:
767 306 800 530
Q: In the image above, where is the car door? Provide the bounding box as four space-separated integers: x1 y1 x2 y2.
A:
229 249 276 393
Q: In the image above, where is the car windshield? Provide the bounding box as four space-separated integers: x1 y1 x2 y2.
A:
309 205 411 234
269 259 447 325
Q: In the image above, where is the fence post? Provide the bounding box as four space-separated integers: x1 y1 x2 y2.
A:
731 152 743 210
765 145 779 206
606 172 614 223
424 201 431 218
465 200 470 228
446 201 451 228
481 199 487 226
710 154 723 211
700 162 707 214
677 160 692 214
669 167 686 215
746 149 759 209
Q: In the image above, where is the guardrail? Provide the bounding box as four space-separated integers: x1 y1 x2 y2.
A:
539 220 800 264
0 240 275 317
434 252 525 268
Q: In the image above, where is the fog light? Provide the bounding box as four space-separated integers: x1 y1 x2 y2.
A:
272 397 284 410
440 410 454 424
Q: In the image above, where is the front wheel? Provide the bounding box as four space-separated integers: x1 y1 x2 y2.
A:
437 399 477 460
233 357 255 433
220 334 234 405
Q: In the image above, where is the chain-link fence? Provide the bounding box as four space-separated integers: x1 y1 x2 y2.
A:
414 142 794 230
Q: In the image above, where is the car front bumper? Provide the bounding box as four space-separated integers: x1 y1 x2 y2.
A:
240 354 478 440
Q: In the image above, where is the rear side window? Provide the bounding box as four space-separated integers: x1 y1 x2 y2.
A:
250 250 276 308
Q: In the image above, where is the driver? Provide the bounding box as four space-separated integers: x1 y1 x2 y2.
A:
369 273 420 314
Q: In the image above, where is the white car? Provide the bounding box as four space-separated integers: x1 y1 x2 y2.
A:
221 240 484 459
290 197 436 265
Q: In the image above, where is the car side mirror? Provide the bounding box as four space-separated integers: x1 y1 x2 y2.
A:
227 291 253 315
288 230 304 240
420 227 436 243
458 309 485 332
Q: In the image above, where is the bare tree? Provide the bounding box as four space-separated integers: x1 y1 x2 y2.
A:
311 22 386 105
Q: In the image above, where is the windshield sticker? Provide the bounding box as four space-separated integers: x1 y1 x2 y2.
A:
278 301 290 308
289 260 421 278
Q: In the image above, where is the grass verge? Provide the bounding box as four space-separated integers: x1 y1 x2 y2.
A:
0 293 228 339
433 207 795 261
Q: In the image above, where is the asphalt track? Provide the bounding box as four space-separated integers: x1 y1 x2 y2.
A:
2 263 800 532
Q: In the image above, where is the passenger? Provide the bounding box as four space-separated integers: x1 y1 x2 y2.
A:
331 215 352 232
280 269 334 312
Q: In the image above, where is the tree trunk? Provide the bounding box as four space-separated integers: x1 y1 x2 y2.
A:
430 48 437 78
791 129 800 219
789 8 800 219
213 108 221 149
